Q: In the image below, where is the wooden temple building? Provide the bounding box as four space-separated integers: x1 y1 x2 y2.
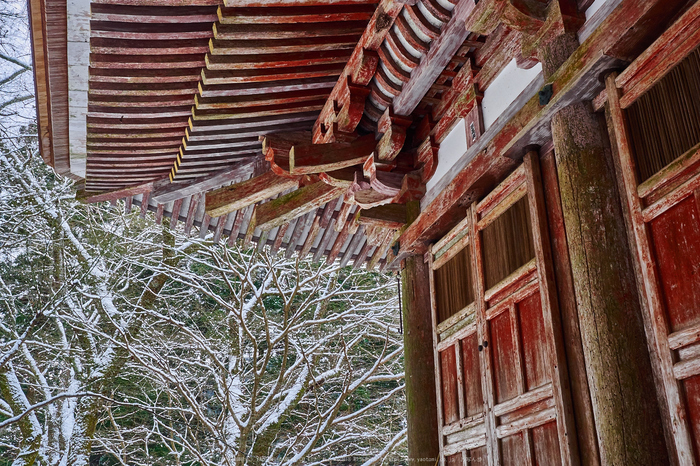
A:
28 0 700 463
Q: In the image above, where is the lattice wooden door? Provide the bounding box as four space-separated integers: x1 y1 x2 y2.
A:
606 36 700 464
429 154 577 466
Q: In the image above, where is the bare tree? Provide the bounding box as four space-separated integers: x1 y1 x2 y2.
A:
1 137 407 465
100 241 407 466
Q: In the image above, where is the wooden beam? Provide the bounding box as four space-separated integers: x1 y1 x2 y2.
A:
152 160 256 203
191 99 326 120
213 21 366 40
271 219 291 254
204 49 352 70
398 0 684 258
326 215 355 263
228 205 250 245
353 236 373 269
170 198 184 228
199 213 212 238
340 224 365 267
139 190 151 217
201 63 345 85
212 213 227 243
195 88 330 108
287 210 316 257
155 203 164 224
252 182 343 231
289 134 375 175
76 177 169 203
209 36 360 55
218 5 375 24
358 203 406 229
223 0 378 5
206 171 299 218
313 217 337 262
184 193 201 235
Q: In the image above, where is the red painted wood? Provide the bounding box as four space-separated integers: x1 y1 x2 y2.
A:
517 291 550 391
500 432 528 466
213 21 367 40
682 375 700 462
445 453 463 466
205 49 353 71
532 421 562 466
218 4 375 24
649 196 700 333
461 332 484 417
468 446 488 463
490 310 519 404
139 190 151 218
440 345 460 425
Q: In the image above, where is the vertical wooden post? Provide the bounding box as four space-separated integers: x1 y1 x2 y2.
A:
539 149 601 466
536 29 670 464
549 99 670 465
401 200 440 466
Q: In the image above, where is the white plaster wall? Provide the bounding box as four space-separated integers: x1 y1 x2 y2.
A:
481 58 543 131
426 119 468 193
423 60 543 205
585 0 609 21
67 0 91 178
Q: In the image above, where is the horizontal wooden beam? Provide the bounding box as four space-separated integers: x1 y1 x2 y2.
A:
76 177 170 203
223 0 378 5
209 36 359 55
289 134 375 175
252 181 344 231
213 21 366 40
151 160 256 203
205 49 352 70
201 63 345 84
357 203 406 229
195 88 330 109
205 171 299 217
218 5 375 24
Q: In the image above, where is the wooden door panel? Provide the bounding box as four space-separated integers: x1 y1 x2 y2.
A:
446 452 464 466
531 421 562 466
682 374 700 462
649 195 700 333
517 291 551 391
461 332 484 417
489 310 520 404
441 345 460 425
431 158 576 465
500 432 528 466
468 446 488 464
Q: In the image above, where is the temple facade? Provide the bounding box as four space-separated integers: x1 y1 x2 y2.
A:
29 0 700 464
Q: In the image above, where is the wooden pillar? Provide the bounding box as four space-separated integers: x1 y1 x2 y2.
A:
537 30 669 464
401 201 439 466
540 149 601 466
548 92 670 466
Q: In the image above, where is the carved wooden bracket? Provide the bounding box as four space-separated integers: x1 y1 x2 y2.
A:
376 107 413 162
336 77 372 133
465 0 584 63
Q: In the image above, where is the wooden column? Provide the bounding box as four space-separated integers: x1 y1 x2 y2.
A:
537 28 669 464
539 149 601 466
401 200 439 466
548 97 669 466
